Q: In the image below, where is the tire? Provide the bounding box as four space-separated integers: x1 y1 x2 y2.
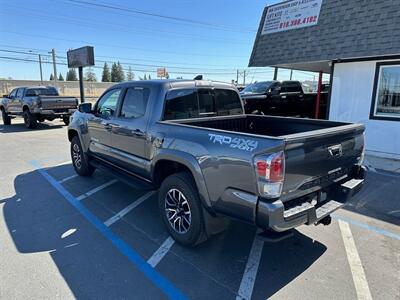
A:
158 172 207 246
23 109 37 129
63 116 70 126
1 109 11 125
70 136 95 176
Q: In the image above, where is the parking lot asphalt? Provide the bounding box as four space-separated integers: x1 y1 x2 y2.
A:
1 119 399 300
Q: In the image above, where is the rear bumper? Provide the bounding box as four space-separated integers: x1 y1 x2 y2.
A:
256 165 366 232
34 108 76 116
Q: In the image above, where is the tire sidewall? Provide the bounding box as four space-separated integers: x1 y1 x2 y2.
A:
70 136 94 176
158 173 204 246
23 110 37 128
1 109 11 125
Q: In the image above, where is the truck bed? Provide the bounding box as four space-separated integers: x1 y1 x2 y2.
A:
169 114 365 202
172 114 356 138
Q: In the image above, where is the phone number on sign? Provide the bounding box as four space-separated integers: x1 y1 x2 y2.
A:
279 16 318 29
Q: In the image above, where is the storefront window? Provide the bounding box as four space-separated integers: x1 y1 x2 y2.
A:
371 62 400 121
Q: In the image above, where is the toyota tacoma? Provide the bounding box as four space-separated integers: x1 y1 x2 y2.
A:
67 80 366 246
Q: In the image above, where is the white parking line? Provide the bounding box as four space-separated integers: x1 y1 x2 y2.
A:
339 220 373 300
77 179 118 201
236 234 264 300
104 191 156 227
58 174 78 183
147 237 175 268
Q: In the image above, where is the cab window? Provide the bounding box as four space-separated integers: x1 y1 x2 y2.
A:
120 87 150 119
164 89 198 120
9 89 18 98
16 88 24 98
95 89 121 118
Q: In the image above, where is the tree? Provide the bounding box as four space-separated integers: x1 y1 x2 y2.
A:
84 67 97 82
49 74 54 80
148 74 151 80
58 73 64 81
117 62 125 82
111 62 124 82
126 66 134 81
143 74 147 80
66 68 78 81
101 62 111 82
165 72 169 79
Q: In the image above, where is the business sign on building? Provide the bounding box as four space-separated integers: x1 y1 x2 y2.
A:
262 0 323 35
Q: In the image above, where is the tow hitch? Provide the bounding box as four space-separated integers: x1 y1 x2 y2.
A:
315 215 332 226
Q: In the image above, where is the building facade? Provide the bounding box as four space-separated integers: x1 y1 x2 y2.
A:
249 0 400 158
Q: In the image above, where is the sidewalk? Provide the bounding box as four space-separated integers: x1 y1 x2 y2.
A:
364 155 400 174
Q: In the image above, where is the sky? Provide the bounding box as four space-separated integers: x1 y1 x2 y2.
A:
0 0 324 84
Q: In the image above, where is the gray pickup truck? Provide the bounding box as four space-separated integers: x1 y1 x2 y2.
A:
67 80 366 246
1 86 78 128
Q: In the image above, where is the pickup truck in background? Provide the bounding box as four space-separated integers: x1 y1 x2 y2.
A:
67 80 366 246
240 80 328 119
0 86 78 128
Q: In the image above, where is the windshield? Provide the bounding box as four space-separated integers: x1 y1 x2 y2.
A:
242 81 274 94
26 88 59 96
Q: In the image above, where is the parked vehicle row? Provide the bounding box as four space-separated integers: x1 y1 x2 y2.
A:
67 79 366 246
240 80 328 118
0 86 78 128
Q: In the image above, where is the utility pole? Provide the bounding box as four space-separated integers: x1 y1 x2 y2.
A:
38 54 43 84
49 48 57 87
236 69 239 85
290 69 293 80
243 70 247 85
273 67 278 80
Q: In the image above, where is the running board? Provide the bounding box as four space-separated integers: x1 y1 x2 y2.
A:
90 159 155 191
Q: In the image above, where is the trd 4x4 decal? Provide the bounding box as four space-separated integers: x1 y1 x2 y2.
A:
208 133 258 152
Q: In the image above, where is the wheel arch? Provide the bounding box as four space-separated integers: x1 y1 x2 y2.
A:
152 151 212 209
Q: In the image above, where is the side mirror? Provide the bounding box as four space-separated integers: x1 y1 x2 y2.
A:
78 102 92 113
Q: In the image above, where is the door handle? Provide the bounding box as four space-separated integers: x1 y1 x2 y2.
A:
132 129 145 137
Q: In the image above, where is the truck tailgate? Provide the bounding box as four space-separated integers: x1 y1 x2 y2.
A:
39 96 77 110
281 124 365 202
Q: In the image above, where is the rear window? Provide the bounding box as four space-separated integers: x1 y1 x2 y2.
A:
26 88 58 96
163 88 242 120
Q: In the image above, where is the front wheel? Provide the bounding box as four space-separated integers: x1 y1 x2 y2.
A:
23 109 37 129
158 172 207 246
63 116 70 126
1 109 11 125
70 136 95 176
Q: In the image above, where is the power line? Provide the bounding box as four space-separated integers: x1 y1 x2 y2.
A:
1 31 248 58
64 0 256 33
0 55 243 75
0 49 245 72
0 5 252 45
0 44 245 68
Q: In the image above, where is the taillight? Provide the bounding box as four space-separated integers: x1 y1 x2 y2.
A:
255 151 285 198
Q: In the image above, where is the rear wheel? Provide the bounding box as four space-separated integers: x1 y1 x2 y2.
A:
63 116 70 126
70 136 95 176
158 172 207 246
1 109 11 125
23 109 37 129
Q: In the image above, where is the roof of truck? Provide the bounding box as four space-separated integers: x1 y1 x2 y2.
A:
108 79 237 91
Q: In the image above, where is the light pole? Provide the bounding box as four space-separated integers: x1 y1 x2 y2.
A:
49 48 57 87
38 54 43 84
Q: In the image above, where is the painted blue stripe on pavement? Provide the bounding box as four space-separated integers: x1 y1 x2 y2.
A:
332 214 400 241
30 160 186 300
